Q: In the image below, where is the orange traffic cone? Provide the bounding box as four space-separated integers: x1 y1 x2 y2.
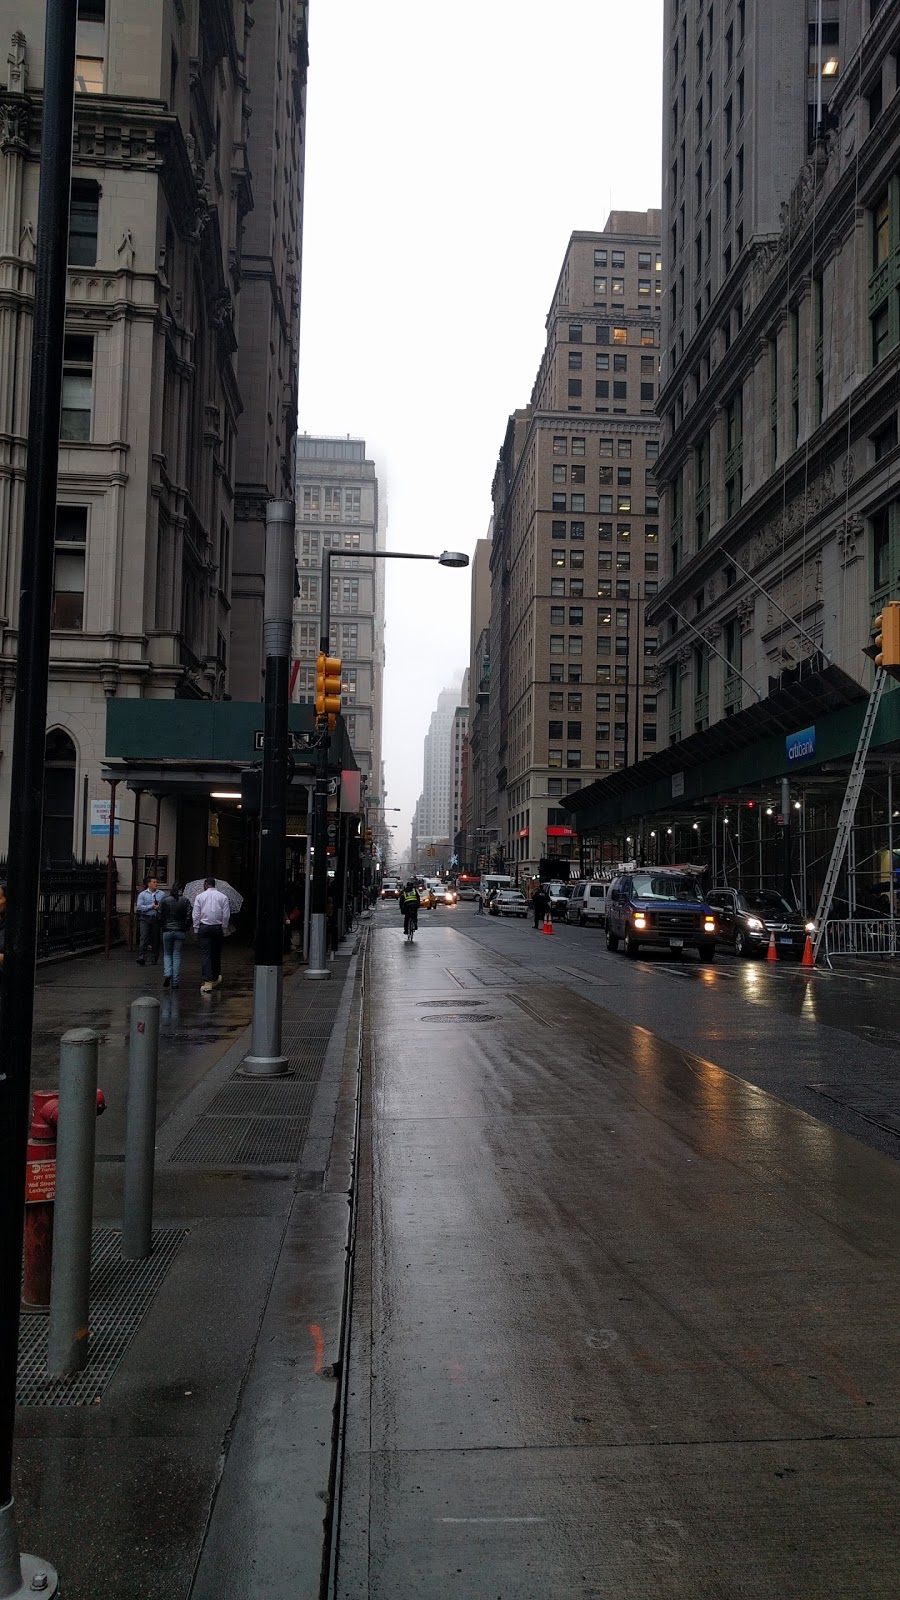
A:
542 911 554 936
801 934 815 968
766 929 777 962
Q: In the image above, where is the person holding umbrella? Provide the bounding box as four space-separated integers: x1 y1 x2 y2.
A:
191 876 232 994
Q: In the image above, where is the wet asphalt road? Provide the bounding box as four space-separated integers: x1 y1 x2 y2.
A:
336 904 900 1599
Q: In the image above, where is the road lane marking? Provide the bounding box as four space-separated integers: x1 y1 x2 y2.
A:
436 1517 546 1524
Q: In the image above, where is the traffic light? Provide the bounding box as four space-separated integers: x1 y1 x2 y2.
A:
872 602 900 670
314 652 342 722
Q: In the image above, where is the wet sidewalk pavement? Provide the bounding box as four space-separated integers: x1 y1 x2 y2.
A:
335 914 900 1598
14 925 368 1599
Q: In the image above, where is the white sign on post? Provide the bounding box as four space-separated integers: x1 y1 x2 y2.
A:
90 798 120 837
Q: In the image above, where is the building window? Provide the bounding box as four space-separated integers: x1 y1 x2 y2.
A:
552 492 567 511
613 382 627 400
549 635 564 655
725 390 743 516
568 350 582 370
549 691 564 711
873 415 898 460
640 382 655 402
75 53 104 92
570 494 585 513
568 379 582 397
548 720 563 739
596 381 609 399
570 548 584 568
53 506 87 629
594 276 607 296
596 353 610 372
599 437 613 456
548 748 562 769
568 692 582 711
552 520 566 539
570 464 585 484
613 353 627 373
617 495 631 513
695 433 711 547
617 467 631 486
872 304 891 366
599 495 613 515
551 577 565 596
570 521 585 540
60 335 93 441
594 249 607 267
566 750 581 769
550 606 565 625
599 465 613 485
553 435 568 455
568 607 583 625
553 464 567 483
646 495 659 515
68 181 99 265
571 436 586 455
569 323 583 342
548 777 563 796
612 327 627 345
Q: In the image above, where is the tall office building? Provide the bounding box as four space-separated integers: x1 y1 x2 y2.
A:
294 437 386 798
419 684 460 851
450 673 468 857
570 5 900 902
464 529 492 869
482 218 663 876
0 0 307 863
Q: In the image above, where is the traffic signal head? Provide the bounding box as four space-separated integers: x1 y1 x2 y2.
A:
315 652 342 719
872 602 900 670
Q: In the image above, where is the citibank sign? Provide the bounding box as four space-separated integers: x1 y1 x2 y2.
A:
786 725 816 764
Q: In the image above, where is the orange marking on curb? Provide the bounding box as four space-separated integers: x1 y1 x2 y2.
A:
309 1323 325 1375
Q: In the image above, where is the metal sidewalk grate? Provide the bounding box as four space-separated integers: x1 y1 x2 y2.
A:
17 1228 185 1407
169 1077 319 1165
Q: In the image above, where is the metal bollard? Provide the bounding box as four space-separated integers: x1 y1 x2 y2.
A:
121 996 160 1261
45 1030 100 1377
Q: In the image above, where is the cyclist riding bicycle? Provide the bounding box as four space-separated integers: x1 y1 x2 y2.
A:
399 880 420 940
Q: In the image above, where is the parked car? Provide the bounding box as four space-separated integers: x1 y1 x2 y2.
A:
545 881 574 920
380 878 400 900
706 887 815 958
489 890 528 918
604 871 718 960
565 881 609 927
456 874 481 901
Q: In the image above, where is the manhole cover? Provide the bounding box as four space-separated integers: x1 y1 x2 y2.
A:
418 999 487 1008
418 1013 498 1023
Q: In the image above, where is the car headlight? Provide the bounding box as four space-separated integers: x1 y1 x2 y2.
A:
633 913 647 929
746 917 763 931
703 918 716 932
805 920 816 934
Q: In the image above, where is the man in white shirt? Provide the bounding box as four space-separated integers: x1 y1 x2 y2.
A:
192 877 231 994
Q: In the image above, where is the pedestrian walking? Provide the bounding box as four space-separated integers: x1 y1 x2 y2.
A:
135 875 163 965
192 876 231 993
159 882 191 989
531 884 550 929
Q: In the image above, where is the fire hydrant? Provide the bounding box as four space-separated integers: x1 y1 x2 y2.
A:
23 1086 106 1310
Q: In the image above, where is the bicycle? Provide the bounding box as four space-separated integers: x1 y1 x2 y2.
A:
403 910 418 941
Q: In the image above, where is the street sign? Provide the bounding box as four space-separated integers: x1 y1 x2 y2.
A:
254 730 313 752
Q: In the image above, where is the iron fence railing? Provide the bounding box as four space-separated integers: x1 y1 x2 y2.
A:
822 918 900 965
0 860 116 958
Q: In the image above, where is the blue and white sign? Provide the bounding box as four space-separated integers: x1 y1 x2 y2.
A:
786 725 816 765
90 798 120 836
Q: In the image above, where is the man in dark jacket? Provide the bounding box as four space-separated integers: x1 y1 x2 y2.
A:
159 883 191 989
531 884 550 929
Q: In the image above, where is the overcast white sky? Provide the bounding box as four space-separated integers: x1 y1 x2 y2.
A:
298 0 664 856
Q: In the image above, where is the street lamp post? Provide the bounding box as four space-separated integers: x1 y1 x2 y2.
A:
306 548 468 979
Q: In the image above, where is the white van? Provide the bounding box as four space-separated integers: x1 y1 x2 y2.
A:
565 881 609 926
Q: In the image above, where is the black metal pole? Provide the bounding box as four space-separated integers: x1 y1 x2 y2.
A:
243 501 294 1074
0 0 76 1508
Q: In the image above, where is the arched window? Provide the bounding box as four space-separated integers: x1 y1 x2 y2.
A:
43 729 77 863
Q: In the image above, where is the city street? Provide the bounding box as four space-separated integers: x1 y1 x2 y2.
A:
333 903 900 1598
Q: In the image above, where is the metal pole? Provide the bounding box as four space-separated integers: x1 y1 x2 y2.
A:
104 779 117 959
302 787 313 963
46 1031 100 1377
121 997 160 1261
244 501 294 1074
129 787 142 951
0 0 75 1584
781 776 792 901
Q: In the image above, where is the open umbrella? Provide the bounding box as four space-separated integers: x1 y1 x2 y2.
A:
183 878 244 913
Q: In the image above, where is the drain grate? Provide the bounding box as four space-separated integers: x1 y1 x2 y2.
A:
169 1077 318 1164
418 999 488 1008
17 1228 185 1406
212 1080 319 1116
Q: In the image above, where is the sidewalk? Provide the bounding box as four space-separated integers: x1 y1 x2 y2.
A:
14 923 368 1599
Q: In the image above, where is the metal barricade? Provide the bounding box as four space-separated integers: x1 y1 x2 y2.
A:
822 918 900 966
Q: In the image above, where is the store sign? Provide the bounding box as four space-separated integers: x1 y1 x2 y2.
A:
547 826 575 838
89 798 119 836
786 725 816 764
671 772 685 798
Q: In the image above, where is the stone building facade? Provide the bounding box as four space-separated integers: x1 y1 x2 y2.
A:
0 0 307 871
483 218 663 877
652 0 896 742
293 436 385 800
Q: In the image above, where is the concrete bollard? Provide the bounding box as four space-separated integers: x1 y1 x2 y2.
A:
121 996 160 1261
45 1029 100 1378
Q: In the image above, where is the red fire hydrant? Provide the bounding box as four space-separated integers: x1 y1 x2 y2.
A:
23 1086 106 1309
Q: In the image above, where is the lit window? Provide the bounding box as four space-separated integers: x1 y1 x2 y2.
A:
548 748 562 768
613 327 628 344
594 276 607 295
638 279 651 295
75 55 104 92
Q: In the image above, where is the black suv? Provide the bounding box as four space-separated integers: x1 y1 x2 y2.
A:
706 887 814 958
605 871 718 961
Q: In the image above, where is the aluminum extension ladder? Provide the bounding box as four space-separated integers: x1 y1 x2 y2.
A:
811 666 888 963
